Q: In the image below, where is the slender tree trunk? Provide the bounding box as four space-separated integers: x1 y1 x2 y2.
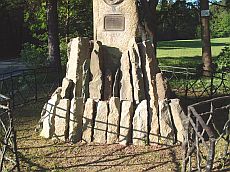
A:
200 0 212 74
65 0 70 43
47 0 62 84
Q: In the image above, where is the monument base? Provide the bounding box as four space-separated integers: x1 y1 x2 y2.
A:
38 37 188 146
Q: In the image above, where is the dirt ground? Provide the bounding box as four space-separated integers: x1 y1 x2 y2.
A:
13 101 183 172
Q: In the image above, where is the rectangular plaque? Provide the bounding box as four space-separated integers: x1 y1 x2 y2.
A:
104 15 125 31
201 10 210 17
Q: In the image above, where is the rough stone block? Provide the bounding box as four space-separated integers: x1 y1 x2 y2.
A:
94 101 109 143
128 39 145 104
159 99 175 145
69 97 84 143
149 99 160 144
82 98 96 143
66 37 90 97
133 100 148 146
40 92 61 138
61 78 73 99
138 41 158 102
119 101 133 145
107 97 120 144
89 41 103 100
156 73 171 101
54 99 71 141
120 51 133 101
169 99 188 143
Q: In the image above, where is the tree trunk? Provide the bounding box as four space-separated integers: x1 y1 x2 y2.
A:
47 0 62 84
200 0 212 75
140 0 159 54
65 0 70 43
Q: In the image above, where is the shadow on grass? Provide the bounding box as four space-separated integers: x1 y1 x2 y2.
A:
45 145 180 171
18 151 49 171
158 56 202 68
158 40 228 49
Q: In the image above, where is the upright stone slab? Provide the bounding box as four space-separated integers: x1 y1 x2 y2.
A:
94 101 109 143
120 51 133 101
138 41 159 144
169 99 188 143
156 73 171 101
40 93 60 138
138 41 158 102
54 99 70 141
149 100 159 144
107 97 120 144
89 42 103 100
128 39 145 104
159 99 175 145
133 100 148 146
69 97 84 143
61 78 73 99
66 37 90 97
119 101 133 145
82 98 96 143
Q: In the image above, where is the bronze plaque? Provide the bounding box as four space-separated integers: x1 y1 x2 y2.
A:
103 0 124 6
104 15 125 31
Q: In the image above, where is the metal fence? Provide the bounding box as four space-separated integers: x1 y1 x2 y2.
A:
0 94 20 171
1 65 229 108
0 67 60 108
182 96 230 172
161 66 230 105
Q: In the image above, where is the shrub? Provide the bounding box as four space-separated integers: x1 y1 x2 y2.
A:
60 40 68 66
20 43 48 68
215 46 230 71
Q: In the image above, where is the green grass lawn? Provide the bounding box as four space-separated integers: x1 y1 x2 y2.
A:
157 37 230 67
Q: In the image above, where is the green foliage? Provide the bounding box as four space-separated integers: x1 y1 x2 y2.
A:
58 0 93 39
59 40 68 65
215 46 230 70
23 0 47 43
210 3 230 38
20 43 48 67
21 0 93 66
157 1 199 40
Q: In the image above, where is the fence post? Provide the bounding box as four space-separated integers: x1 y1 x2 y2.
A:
10 73 14 108
185 68 189 103
210 71 214 98
8 101 20 171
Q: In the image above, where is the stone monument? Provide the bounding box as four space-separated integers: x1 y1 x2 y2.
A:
38 0 188 145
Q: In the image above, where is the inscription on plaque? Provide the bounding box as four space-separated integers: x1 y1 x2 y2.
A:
104 15 125 31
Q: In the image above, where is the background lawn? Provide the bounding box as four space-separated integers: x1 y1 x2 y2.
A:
157 37 230 67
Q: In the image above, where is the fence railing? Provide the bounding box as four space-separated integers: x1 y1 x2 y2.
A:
161 66 230 104
182 96 230 172
0 65 229 108
0 94 20 171
0 67 60 108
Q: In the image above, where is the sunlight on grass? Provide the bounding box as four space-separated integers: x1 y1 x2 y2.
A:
157 37 230 67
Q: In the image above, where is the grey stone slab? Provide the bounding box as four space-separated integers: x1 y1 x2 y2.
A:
133 100 148 146
93 101 109 143
119 101 133 145
82 98 96 143
54 99 71 141
107 97 120 144
69 97 84 143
